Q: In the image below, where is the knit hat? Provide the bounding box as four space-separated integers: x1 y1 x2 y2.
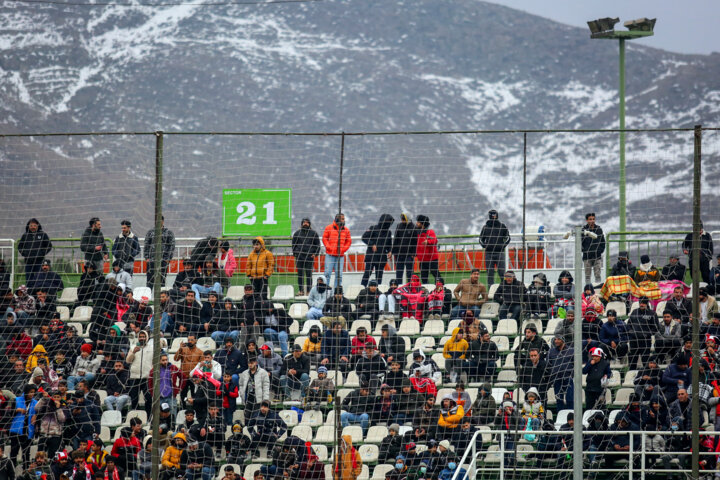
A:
438 440 451 450
502 401 514 409
389 424 400 433
32 367 44 378
416 215 430 228
318 366 328 375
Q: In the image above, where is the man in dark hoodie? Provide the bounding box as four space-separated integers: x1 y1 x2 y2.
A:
478 209 510 286
393 214 417 284
581 212 605 285
80 217 108 273
360 214 394 287
291 218 321 296
18 218 53 282
378 324 404 366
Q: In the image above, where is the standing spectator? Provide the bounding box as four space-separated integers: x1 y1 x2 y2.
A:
547 336 574 411
307 277 333 320
626 297 659 369
478 209 510 286
27 259 63 300
174 335 204 408
112 220 140 275
80 217 108 273
144 215 175 288
34 389 67 459
246 237 274 300
660 254 687 281
581 212 605 285
9 384 38 470
360 214 394 287
495 271 526 320
148 353 183 414
238 356 270 417
415 215 441 284
214 338 244 384
322 214 351 289
682 222 714 283
125 330 154 413
393 214 417 284
292 218 321 296
334 435 362 480
218 241 237 279
0 259 10 290
18 218 53 283
708 254 720 295
582 347 611 409
451 268 488 318
189 236 219 270
518 348 547 401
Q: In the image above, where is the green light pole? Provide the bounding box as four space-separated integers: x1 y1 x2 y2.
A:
587 17 655 250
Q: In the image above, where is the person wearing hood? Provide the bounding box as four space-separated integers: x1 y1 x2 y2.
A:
410 349 442 386
610 250 636 277
360 214 394 287
392 378 424 424
355 344 387 390
80 217 108 273
356 281 381 324
394 274 426 320
292 218 321 296
107 259 134 291
189 236 219 270
334 434 362 480
320 321 351 371
393 214 418 284
478 209 510 286
297 449 325 480
526 273 551 315
552 270 575 315
437 394 464 436
247 236 274 300
144 215 175 288
125 330 154 413
10 285 36 324
323 213 352 289
180 438 215 480
307 277 333 320
18 218 53 282
415 215 441 284
606 412 641 471
495 270 526 321
682 222 714 283
161 432 186 479
386 454 410 480
583 347 611 409
25 344 49 373
111 220 140 275
627 297 659 368
581 212 605 285
633 254 661 284
378 323 404 366
471 383 496 426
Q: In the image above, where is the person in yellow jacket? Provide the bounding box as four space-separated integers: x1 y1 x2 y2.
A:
437 393 465 439
334 434 362 480
442 327 469 383
246 237 274 299
26 344 49 373
161 432 187 474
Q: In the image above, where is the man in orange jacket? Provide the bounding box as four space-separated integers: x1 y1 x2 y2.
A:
323 214 352 288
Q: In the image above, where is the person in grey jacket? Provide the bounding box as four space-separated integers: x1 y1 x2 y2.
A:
107 260 133 290
554 309 576 346
306 277 333 320
654 310 682 362
238 356 271 417
112 220 140 274
258 343 283 394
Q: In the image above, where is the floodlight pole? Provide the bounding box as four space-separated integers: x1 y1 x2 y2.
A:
618 38 626 251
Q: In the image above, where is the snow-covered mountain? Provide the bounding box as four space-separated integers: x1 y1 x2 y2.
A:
1 0 719 239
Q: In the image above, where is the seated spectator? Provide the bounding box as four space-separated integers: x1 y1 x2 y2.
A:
180 439 215 480
320 321 350 372
515 323 548 367
246 400 286 457
50 351 72 381
552 270 575 315
214 338 243 384
306 277 332 320
443 327 468 383
123 296 153 332
67 343 100 390
599 309 629 359
350 327 376 364
372 383 395 424
581 283 603 316
191 350 223 381
409 349 442 385
661 254 687 281
161 432 187 479
655 310 682 362
414 397 438 433
280 345 310 401
703 314 720 343
661 355 690 403
104 360 131 411
175 290 201 336
394 275 427 321
493 401 520 465
306 365 334 405
107 260 133 290
610 250 636 277
526 273 552 316
193 258 226 299
355 343 387 390
554 308 575 346
379 424 403 463
547 336 574 411
25 343 49 373
582 347 611 409
437 393 464 439
198 291 223 339
667 286 692 322
633 357 662 402
211 298 241 344
467 331 497 384
341 383 373 434
149 290 176 335
384 359 407 392
28 259 64 300
581 310 603 360
379 280 398 317
451 269 487 319
356 281 381 324
10 285 36 325
519 348 547 401
495 271 526 320
392 378 423 424
260 302 292 358
641 398 671 450
302 324 322 365
605 413 641 470
698 288 718 323
410 367 438 398
321 286 352 328
633 254 661 284
378 324 404 366
425 279 452 319
201 403 226 453
450 382 472 417
520 388 544 431
224 423 249 466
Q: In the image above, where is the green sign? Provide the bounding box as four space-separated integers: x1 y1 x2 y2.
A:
222 189 292 236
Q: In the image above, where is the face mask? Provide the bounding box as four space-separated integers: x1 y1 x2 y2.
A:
448 463 457 470
318 284 327 294
420 467 427 474
395 464 403 470
671 425 678 431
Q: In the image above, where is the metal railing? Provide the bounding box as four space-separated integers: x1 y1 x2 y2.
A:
453 429 720 480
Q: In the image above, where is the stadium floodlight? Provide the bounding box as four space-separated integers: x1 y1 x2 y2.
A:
587 16 655 250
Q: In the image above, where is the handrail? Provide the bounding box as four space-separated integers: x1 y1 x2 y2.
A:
604 230 691 275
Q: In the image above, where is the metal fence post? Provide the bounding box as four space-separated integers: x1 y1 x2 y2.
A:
629 431 634 480
691 124 702 480
573 225 583 480
499 431 505 480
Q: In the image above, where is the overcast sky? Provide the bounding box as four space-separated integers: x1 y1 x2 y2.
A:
487 0 718 55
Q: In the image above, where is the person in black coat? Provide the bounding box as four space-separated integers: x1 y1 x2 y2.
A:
291 218 321 296
495 270 526 320
626 298 659 368
360 214 394 287
682 223 714 283
478 209 510 286
392 214 417 284
660 254 687 281
18 218 52 282
28 260 64 300
582 347 611 409
80 217 108 273
581 212 606 285
75 263 104 307
189 236 219 270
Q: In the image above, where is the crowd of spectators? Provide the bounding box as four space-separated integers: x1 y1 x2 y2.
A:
0 212 719 480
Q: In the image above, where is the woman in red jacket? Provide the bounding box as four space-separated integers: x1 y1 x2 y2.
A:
415 215 442 284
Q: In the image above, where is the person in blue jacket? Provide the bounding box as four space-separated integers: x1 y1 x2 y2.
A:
9 384 39 470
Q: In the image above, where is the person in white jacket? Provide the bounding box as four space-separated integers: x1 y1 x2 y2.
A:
125 330 153 413
306 277 333 320
107 260 133 290
237 356 270 417
189 351 223 381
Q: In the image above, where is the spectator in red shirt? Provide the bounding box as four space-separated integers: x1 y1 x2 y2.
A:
415 216 441 284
